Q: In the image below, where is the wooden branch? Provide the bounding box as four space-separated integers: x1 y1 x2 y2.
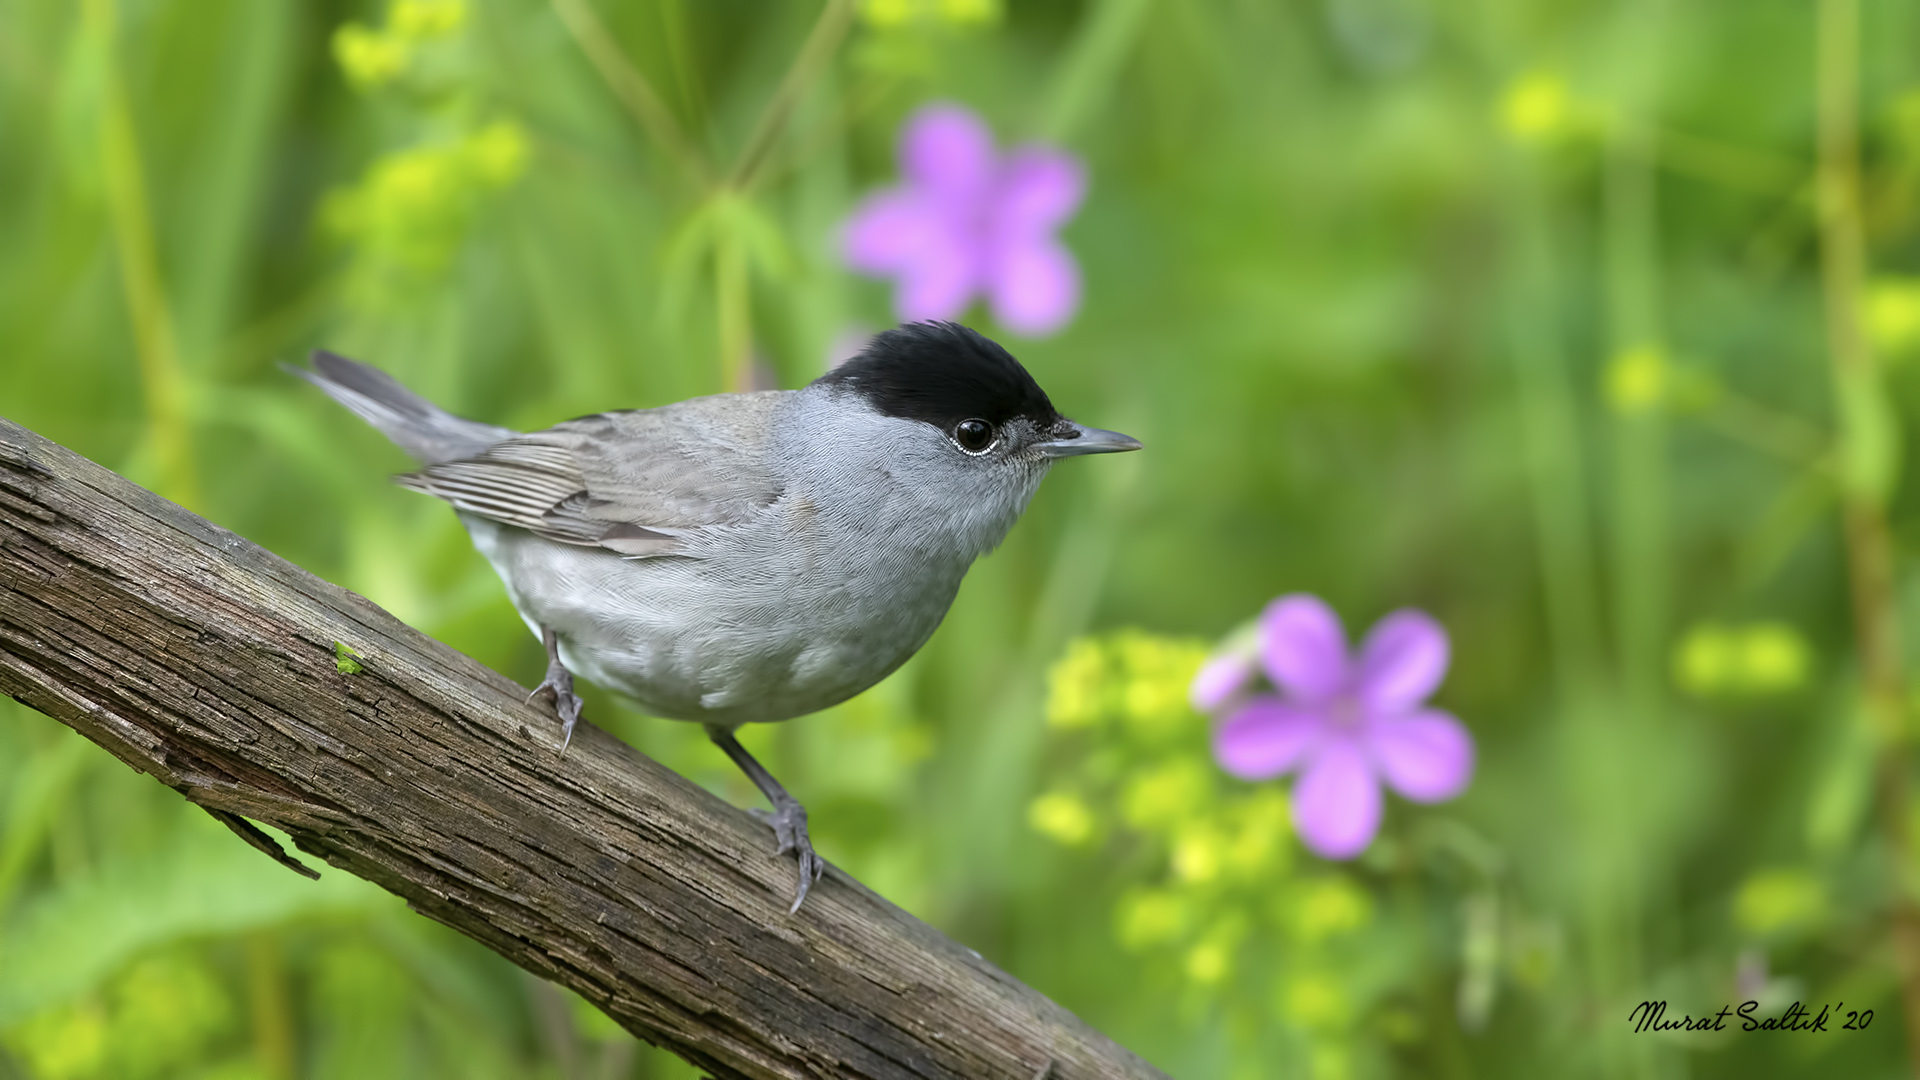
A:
0 417 1164 1080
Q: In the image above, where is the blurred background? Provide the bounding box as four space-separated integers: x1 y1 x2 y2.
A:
4 0 1920 1076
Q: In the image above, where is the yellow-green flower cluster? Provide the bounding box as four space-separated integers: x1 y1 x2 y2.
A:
1866 276 1920 360
1033 632 1438 1069
860 0 1000 29
1033 632 1385 1007
1291 874 1374 944
1600 344 1721 417
1121 756 1213 828
1166 787 1292 886
1603 344 1669 415
1034 633 1213 850
325 0 528 305
1500 72 1574 144
1042 636 1108 730
1599 343 1728 418
1672 621 1811 699
1887 89 1920 179
324 120 529 297
1281 970 1354 1032
1497 69 1627 152
334 0 467 92
1028 790 1097 846
1733 867 1828 938
1045 629 1212 741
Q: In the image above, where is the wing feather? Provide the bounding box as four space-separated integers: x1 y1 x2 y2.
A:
395 391 786 557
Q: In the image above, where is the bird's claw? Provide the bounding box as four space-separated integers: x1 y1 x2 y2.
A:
528 669 583 753
751 802 824 913
528 627 583 753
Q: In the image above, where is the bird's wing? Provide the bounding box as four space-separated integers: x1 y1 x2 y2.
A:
395 392 787 557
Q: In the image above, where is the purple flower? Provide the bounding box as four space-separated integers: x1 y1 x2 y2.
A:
1198 594 1474 860
840 103 1086 337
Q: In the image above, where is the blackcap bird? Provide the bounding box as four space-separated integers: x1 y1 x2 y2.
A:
290 321 1140 912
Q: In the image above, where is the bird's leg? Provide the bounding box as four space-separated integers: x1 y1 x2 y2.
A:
705 725 823 914
527 626 584 752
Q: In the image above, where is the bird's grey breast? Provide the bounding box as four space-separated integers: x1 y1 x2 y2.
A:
463 387 1018 727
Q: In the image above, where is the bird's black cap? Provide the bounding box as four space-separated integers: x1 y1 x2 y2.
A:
815 322 1062 430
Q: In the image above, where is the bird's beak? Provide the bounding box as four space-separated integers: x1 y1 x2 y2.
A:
1036 421 1143 459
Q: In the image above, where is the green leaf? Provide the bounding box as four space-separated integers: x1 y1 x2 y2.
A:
0 811 387 1025
0 729 92 915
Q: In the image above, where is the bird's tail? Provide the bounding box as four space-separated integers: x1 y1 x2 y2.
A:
284 350 517 465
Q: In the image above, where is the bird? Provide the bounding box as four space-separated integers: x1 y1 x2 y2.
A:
289 321 1140 912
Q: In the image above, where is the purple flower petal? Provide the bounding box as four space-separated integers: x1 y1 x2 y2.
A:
1214 697 1325 779
841 190 979 321
1260 594 1350 704
1356 608 1449 714
841 104 1086 336
893 223 980 322
996 147 1086 236
1291 736 1381 859
987 236 1079 336
1366 709 1473 803
1191 651 1256 712
840 191 941 272
900 103 996 199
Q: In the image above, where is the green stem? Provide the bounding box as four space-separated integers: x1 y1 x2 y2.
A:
728 0 856 191
715 219 751 392
1506 164 1602 693
1732 458 1837 591
87 0 198 510
658 0 707 140
1699 388 1830 463
0 735 89 920
549 0 709 186
1037 0 1154 143
1652 126 1805 195
247 931 296 1080
1509 139 1649 1077
1596 9 1672 1078
1603 0 1668 731
1814 1 1920 1071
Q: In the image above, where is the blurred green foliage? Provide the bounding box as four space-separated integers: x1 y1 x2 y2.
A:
6 0 1920 1076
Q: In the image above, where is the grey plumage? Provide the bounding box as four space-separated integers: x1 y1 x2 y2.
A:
397 396 786 558
286 350 514 464
291 323 1139 911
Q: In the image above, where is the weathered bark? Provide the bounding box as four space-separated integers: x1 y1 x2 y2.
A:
0 417 1163 1080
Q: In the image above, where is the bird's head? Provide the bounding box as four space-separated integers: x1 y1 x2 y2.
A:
816 320 1139 463
800 321 1139 555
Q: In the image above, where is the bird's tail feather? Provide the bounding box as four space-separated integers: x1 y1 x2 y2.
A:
285 350 516 464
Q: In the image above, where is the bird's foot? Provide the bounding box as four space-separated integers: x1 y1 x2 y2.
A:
527 659 584 752
750 801 824 913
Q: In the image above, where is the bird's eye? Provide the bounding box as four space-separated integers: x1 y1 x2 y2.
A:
954 418 995 453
